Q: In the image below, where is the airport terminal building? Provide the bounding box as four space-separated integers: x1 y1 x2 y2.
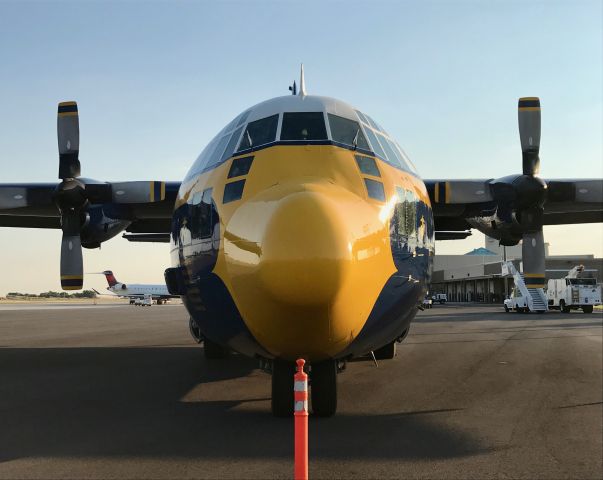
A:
431 237 603 303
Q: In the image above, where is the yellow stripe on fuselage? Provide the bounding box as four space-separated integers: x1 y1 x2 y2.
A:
175 145 430 360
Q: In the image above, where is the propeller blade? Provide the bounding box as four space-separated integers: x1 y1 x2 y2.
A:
518 97 541 176
57 101 80 179
110 181 166 203
60 234 83 290
521 229 546 288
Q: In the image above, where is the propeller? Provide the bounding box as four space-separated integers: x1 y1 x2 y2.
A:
54 102 86 290
487 98 548 287
517 97 546 288
50 101 169 291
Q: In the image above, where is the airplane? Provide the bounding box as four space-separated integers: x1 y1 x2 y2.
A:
1 68 601 417
93 270 177 304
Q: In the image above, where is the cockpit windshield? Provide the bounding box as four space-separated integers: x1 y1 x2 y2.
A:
281 112 327 141
183 97 421 182
328 113 369 150
237 114 279 152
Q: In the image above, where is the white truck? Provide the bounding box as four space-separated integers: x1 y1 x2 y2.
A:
501 261 548 313
432 293 447 304
134 295 153 307
504 287 530 313
547 266 601 314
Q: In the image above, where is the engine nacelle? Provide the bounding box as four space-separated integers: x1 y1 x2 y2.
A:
80 204 131 249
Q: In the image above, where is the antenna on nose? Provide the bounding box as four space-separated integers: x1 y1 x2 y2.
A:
299 63 307 97
289 80 297 95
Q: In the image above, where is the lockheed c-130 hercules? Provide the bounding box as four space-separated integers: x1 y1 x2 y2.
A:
1 68 602 416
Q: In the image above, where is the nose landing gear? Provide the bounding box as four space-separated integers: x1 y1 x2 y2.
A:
271 358 338 417
310 360 337 417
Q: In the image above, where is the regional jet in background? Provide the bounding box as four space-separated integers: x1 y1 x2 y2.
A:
95 270 176 304
1 67 601 416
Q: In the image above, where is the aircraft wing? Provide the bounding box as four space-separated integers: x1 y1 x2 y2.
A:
425 178 603 231
0 181 180 229
0 178 180 291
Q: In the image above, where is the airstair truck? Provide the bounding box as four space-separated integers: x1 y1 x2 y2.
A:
547 265 601 314
502 261 548 313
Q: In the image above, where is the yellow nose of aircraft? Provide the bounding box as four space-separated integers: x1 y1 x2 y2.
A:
259 186 351 306
220 180 396 361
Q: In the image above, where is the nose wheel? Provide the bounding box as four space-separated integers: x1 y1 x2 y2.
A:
310 360 337 417
271 358 338 417
271 360 295 417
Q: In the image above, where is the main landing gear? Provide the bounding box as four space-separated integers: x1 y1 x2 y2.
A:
271 359 338 417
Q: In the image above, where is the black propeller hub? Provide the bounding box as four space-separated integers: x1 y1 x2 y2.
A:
489 174 547 211
53 178 88 213
513 174 547 210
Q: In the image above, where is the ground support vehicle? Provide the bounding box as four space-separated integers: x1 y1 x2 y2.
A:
547 266 601 313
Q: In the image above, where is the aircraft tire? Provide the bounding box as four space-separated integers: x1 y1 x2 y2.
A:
374 341 396 360
204 338 228 359
271 360 294 417
311 360 337 417
582 305 593 314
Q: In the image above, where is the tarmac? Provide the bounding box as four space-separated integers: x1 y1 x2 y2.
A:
0 302 601 479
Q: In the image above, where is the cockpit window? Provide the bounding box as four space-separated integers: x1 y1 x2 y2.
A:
364 114 383 132
236 109 251 127
363 127 387 160
205 134 231 169
237 114 279 152
220 126 244 163
378 133 403 168
281 112 327 141
328 113 370 150
355 110 370 125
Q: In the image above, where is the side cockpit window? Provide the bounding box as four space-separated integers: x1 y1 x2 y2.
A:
328 113 370 150
354 109 419 175
281 112 327 141
237 114 279 152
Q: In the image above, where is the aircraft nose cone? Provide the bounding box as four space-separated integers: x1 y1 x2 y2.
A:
258 189 351 306
220 180 396 360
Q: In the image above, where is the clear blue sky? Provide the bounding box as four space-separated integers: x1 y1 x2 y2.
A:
0 0 601 294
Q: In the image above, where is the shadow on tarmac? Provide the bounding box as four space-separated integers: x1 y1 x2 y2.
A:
0 347 491 462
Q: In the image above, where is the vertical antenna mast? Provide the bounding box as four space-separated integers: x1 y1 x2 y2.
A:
299 64 307 97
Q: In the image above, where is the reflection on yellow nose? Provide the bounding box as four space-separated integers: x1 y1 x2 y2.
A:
259 189 351 306
216 181 396 361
